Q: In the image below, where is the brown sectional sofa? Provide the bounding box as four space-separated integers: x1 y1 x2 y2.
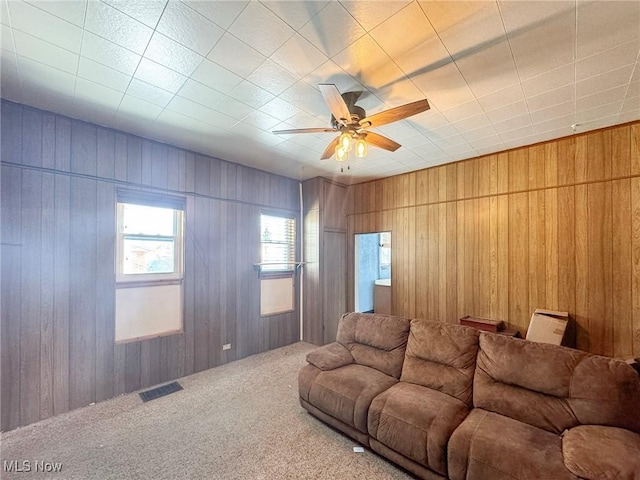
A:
298 312 640 480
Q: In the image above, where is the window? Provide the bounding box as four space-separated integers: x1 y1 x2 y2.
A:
116 201 184 283
115 191 185 343
259 213 296 316
260 213 295 273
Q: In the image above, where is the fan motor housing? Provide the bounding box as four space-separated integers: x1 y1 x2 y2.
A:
331 104 366 130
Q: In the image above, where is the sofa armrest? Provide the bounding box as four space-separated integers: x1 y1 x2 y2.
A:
306 342 354 371
562 425 640 480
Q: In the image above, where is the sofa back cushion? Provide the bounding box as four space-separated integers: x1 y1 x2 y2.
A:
569 356 640 433
400 319 480 405
336 312 410 379
475 333 640 434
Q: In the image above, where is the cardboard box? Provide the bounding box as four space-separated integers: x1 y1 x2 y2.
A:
525 309 569 345
459 315 504 333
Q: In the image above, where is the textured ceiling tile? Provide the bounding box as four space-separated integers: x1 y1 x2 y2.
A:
532 114 575 134
576 84 628 111
464 122 499 141
247 59 299 96
455 42 519 97
116 94 163 120
134 57 187 93
527 84 574 112
2 0 639 183
84 1 153 55
261 0 328 30
485 100 529 123
80 31 141 76
126 78 174 107
144 31 203 77
576 64 635 99
500 1 575 80
228 80 274 109
206 32 265 78
521 63 574 97
77 56 131 93
239 110 282 131
441 100 484 123
74 77 123 109
530 101 574 124
299 2 366 57
1 23 14 53
17 55 76 96
410 61 476 111
576 40 639 81
332 34 405 91
156 0 223 56
190 59 242 95
228 1 295 57
492 113 532 134
340 0 411 32
166 94 224 127
302 60 364 94
477 84 524 112
259 97 301 122
155 107 206 133
13 30 78 74
621 95 640 113
176 78 224 110
374 77 425 107
271 33 328 79
213 95 255 121
24 0 87 27
509 21 575 81
8 0 82 52
454 115 495 136
577 0 640 59
0 0 8 26
421 1 503 54
279 80 328 116
370 2 433 59
186 1 248 29
102 0 167 28
575 103 623 124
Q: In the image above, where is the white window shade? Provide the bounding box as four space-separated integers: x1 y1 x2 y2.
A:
261 214 295 272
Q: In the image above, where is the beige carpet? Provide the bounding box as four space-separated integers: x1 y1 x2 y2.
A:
1 342 413 479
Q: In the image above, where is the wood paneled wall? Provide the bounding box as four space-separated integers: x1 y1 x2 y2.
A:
302 177 347 345
347 121 640 359
0 101 300 431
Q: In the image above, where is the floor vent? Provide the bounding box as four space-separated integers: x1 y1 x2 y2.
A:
139 382 183 402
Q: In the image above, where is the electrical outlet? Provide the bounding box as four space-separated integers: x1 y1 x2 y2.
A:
222 343 231 351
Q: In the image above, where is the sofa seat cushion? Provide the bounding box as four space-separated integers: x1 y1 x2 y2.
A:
562 425 640 480
448 409 579 480
368 382 469 476
306 364 397 433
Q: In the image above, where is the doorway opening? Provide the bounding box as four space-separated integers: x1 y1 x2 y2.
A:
354 232 391 314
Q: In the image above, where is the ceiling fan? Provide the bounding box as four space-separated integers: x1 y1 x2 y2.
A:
272 84 430 161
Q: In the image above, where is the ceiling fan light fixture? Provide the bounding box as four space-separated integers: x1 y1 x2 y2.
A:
355 137 367 158
339 131 352 152
335 145 348 162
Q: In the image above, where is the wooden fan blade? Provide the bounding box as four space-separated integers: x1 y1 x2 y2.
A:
364 132 401 152
272 127 336 135
321 136 340 160
319 84 352 126
359 99 430 129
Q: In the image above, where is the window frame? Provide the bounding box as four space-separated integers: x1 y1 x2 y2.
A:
115 198 185 285
259 211 297 276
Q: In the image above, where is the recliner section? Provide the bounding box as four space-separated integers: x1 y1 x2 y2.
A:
298 313 640 480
